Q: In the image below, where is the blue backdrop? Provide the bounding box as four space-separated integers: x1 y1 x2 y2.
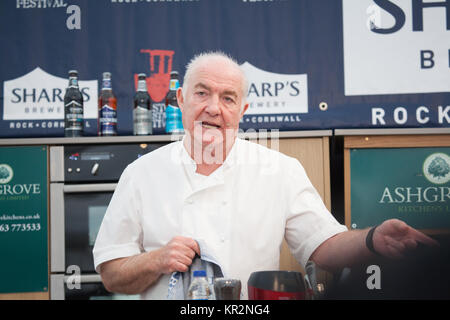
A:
0 0 448 137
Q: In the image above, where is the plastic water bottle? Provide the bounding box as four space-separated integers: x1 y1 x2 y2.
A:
187 270 212 300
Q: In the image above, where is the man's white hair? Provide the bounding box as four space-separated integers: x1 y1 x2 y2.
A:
182 51 249 111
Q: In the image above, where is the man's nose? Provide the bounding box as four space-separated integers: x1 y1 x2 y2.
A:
204 95 220 116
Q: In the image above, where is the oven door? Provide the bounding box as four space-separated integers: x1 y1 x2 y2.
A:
65 184 116 273
51 183 116 274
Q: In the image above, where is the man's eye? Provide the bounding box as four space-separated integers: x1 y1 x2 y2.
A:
224 97 235 104
196 91 206 96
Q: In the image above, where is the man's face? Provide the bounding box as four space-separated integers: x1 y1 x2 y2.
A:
177 59 248 153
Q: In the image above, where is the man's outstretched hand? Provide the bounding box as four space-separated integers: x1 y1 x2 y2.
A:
372 219 440 259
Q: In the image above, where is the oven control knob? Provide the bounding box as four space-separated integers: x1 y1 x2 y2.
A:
91 163 99 175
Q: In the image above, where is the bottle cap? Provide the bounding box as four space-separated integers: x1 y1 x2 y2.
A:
138 73 147 79
68 70 78 76
193 270 207 277
103 72 111 79
170 71 179 76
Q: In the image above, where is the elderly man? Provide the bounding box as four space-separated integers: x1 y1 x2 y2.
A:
93 52 438 299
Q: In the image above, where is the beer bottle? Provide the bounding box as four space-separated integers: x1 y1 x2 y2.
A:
133 73 152 135
98 72 118 136
165 71 184 134
64 70 84 137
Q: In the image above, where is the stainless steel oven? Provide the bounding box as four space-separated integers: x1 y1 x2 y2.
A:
49 142 166 300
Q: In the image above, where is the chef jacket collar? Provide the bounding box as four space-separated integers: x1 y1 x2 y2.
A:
179 135 240 185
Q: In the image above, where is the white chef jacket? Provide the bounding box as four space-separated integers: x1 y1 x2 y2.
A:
93 137 348 299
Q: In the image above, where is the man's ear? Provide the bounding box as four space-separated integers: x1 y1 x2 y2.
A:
176 88 184 112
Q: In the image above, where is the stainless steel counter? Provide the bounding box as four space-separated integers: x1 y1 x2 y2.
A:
335 128 450 136
1 128 448 146
0 130 333 146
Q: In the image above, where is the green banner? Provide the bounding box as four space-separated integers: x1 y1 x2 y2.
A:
0 146 48 293
350 147 450 230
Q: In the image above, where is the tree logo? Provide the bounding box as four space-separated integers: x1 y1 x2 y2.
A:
0 164 14 184
423 153 450 185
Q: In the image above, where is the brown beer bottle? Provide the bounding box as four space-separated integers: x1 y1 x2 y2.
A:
98 72 118 136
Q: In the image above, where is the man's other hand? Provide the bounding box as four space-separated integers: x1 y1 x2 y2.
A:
373 219 440 259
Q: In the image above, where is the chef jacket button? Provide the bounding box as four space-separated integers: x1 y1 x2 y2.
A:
220 237 225 242
187 199 193 204
222 201 227 205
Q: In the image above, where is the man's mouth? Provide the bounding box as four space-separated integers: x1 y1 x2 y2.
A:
201 122 221 129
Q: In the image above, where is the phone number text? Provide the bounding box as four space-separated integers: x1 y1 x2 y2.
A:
0 223 41 232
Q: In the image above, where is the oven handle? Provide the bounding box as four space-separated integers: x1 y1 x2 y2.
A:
63 183 117 193
51 274 103 300
63 274 102 283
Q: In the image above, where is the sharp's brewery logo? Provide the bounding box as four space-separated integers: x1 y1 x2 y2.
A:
240 62 308 126
135 49 175 130
343 0 450 128
379 153 450 213
3 67 98 132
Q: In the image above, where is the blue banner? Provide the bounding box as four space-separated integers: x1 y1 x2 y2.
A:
0 0 448 137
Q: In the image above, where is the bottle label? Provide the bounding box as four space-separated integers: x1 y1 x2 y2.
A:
65 100 83 133
69 77 78 88
133 106 152 135
99 104 117 135
169 79 180 91
102 79 112 90
137 79 148 92
165 104 184 133
190 294 209 300
187 279 211 300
